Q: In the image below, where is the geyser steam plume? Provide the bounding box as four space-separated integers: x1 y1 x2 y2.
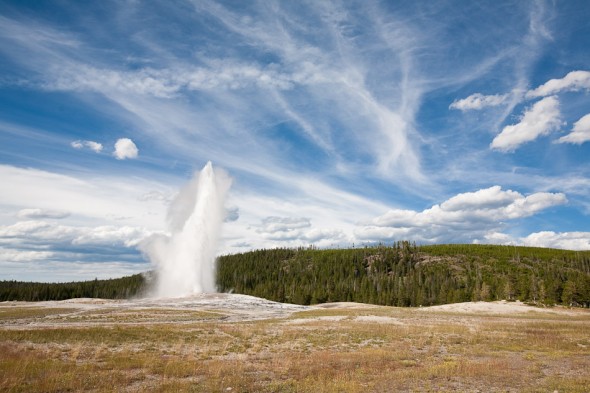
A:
145 162 232 298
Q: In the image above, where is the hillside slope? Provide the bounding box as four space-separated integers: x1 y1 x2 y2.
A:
2 243 589 306
217 243 590 307
0 274 147 302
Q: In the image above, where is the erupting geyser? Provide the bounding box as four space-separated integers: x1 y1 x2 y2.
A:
144 161 232 298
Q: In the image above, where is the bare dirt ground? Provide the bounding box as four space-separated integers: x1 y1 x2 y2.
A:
1 295 589 392
0 293 310 328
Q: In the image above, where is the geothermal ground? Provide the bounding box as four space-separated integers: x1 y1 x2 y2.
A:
1 295 589 392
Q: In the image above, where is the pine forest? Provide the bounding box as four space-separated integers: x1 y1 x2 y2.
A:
1 243 589 307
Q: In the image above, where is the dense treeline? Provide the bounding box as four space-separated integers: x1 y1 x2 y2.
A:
217 243 590 307
0 274 147 301
2 244 590 306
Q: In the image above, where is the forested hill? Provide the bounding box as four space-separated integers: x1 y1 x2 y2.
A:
216 243 590 307
0 274 147 302
2 243 590 306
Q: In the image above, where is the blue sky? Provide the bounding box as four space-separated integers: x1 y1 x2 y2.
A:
1 0 590 282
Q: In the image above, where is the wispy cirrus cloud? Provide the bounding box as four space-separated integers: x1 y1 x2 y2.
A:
44 63 311 98
1 1 431 186
16 208 70 220
1 1 589 283
0 164 168 229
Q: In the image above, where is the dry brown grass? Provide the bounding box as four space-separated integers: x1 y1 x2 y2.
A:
0 306 76 320
1 301 589 392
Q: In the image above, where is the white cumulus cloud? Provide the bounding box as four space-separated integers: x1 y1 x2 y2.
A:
441 186 521 211
113 138 139 160
476 230 590 251
0 220 153 251
556 113 590 144
491 96 563 152
355 186 567 244
526 70 590 98
0 248 56 262
521 231 590 250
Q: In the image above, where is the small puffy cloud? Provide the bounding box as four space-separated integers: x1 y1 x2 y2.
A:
475 231 515 245
71 140 103 153
449 93 509 111
17 208 70 220
252 216 345 245
491 96 563 152
303 228 346 243
355 186 567 244
526 70 590 98
85 141 103 153
556 113 590 145
113 138 139 160
441 186 521 211
256 216 311 240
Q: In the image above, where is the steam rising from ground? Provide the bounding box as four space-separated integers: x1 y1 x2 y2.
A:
144 162 231 298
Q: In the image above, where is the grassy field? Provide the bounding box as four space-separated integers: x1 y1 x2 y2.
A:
1 298 589 392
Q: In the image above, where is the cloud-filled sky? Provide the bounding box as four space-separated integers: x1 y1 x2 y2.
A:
1 0 589 282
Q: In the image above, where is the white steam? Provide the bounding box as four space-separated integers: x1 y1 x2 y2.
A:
144 162 232 297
